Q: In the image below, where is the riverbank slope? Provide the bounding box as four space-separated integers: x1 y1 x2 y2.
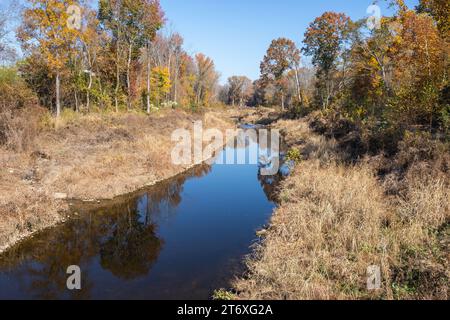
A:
0 109 234 253
234 108 449 300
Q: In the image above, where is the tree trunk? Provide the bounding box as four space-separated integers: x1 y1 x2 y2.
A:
56 72 61 117
324 73 332 109
281 91 285 111
74 90 79 112
126 43 133 111
96 65 105 110
84 44 93 113
115 45 120 113
146 43 151 114
196 86 202 107
294 67 303 105
87 72 92 113
167 52 172 103
174 56 179 103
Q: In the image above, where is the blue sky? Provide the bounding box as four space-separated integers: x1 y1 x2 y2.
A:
160 0 419 83
2 0 419 83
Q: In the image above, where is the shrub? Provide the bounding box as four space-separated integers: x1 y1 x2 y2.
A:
212 289 236 300
0 67 42 151
286 148 302 164
0 106 45 151
0 67 37 110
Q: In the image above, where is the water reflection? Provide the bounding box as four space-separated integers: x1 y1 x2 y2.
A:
0 135 285 300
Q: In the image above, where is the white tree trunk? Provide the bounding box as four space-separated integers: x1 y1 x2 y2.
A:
294 67 303 105
87 73 92 112
146 43 151 114
126 43 133 111
115 46 120 112
174 57 179 103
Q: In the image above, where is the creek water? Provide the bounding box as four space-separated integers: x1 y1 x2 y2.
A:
0 131 288 300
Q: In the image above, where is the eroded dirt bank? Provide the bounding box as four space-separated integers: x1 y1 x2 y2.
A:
233 108 449 300
0 109 234 253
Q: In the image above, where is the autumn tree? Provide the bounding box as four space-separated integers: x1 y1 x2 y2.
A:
140 2 165 113
99 0 123 111
0 11 15 64
177 52 197 107
150 66 171 107
99 0 164 111
303 12 351 109
227 76 253 107
345 17 401 118
194 53 219 108
249 79 268 107
390 9 447 127
122 0 163 111
314 2 449 132
170 33 184 104
416 0 449 38
260 38 302 110
143 31 183 110
18 0 81 117
77 7 102 112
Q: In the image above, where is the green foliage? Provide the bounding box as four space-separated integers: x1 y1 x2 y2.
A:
439 104 450 136
0 66 37 110
212 289 236 301
392 282 417 299
0 66 16 82
286 148 302 164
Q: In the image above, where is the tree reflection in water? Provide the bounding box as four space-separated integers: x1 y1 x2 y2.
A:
0 164 211 299
0 135 285 299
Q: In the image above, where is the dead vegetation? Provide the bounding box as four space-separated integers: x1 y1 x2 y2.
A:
234 114 449 300
0 108 233 253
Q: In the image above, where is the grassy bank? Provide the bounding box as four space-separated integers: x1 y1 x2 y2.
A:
233 109 449 300
0 108 233 253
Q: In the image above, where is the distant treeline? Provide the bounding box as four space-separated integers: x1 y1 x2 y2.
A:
1 0 222 117
220 0 449 138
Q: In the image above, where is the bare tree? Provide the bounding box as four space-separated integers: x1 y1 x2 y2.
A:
170 33 183 103
0 10 16 65
227 76 253 107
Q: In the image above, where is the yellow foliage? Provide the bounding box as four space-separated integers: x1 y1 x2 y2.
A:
19 0 81 73
150 66 171 106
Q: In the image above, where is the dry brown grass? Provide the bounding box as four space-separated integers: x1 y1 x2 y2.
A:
235 161 390 299
273 119 340 164
0 107 44 152
0 108 233 253
387 173 449 299
234 117 449 300
233 106 282 126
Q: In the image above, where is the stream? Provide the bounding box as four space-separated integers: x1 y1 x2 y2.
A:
0 129 288 300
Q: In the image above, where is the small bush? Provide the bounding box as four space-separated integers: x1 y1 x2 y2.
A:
0 67 43 152
286 148 302 164
0 67 37 110
439 104 450 137
212 289 236 301
0 107 46 152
